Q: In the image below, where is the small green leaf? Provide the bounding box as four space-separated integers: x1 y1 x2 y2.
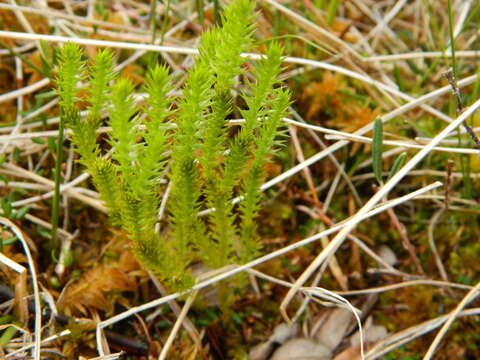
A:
31 137 45 145
372 117 384 184
326 0 341 27
14 206 30 220
388 152 407 179
0 315 15 325
95 1 109 20
12 147 20 162
62 249 74 267
47 137 56 152
1 199 12 217
35 90 56 102
37 225 51 239
40 113 48 127
0 175 8 185
50 276 61 288
2 236 18 246
0 326 18 348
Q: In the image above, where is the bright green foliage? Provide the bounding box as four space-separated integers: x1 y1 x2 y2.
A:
56 0 290 290
78 50 116 168
55 43 85 110
52 43 86 251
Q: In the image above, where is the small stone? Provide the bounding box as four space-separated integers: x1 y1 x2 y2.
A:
271 323 298 344
271 338 331 360
378 245 398 267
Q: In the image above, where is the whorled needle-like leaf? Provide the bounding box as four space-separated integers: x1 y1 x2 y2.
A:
372 117 384 184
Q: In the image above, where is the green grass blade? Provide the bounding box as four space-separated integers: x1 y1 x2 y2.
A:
372 117 383 184
388 152 407 179
326 0 341 27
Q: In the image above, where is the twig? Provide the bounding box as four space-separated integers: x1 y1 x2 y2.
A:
367 308 480 359
444 160 454 210
0 218 41 360
158 292 198 360
427 209 449 281
423 281 480 360
444 69 480 148
386 206 425 275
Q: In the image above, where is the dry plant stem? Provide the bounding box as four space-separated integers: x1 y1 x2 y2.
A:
288 108 362 205
0 252 25 274
444 69 480 148
55 230 78 277
24 213 72 239
5 330 71 358
148 272 201 349
337 279 472 297
0 30 461 124
293 260 330 324
247 268 293 289
289 126 347 290
444 160 454 209
0 78 50 104
368 0 408 44
280 98 480 323
303 287 365 360
416 194 479 207
95 182 442 354
0 217 41 360
296 206 348 290
365 50 480 62
0 3 148 34
323 133 480 154
288 126 320 204
158 292 198 360
427 209 449 282
297 204 409 278
260 0 362 60
353 169 480 182
423 281 480 359
0 41 35 55
88 353 124 360
385 207 424 275
350 0 408 53
367 308 480 359
2 163 105 211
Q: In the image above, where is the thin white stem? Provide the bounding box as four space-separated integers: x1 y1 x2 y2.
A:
0 3 148 34
367 308 480 359
157 292 197 360
427 209 449 281
0 78 50 105
423 281 480 360
5 330 71 358
0 217 41 360
324 133 479 154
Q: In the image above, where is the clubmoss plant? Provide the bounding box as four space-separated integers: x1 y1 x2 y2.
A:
55 0 290 290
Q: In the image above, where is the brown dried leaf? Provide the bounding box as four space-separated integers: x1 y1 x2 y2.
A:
59 252 137 316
